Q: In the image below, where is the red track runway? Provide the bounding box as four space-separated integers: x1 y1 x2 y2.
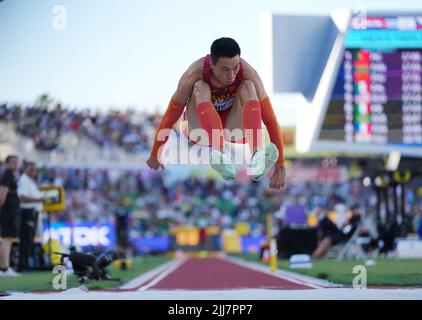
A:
139 256 316 291
4 256 422 299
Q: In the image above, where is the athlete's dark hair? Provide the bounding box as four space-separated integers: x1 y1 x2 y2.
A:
210 37 241 65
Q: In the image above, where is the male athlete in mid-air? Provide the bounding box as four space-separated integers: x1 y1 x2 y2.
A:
146 37 286 190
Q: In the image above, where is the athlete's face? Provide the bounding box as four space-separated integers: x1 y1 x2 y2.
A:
211 55 240 86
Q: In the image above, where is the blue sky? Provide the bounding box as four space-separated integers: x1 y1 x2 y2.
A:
0 0 421 125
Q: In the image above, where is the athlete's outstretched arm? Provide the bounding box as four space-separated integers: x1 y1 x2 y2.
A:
243 61 286 190
147 62 200 170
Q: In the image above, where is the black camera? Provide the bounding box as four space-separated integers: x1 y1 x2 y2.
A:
55 248 119 284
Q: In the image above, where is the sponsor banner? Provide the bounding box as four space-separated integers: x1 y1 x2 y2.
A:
43 222 115 248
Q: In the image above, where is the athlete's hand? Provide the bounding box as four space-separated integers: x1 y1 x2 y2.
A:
146 155 165 171
268 164 286 190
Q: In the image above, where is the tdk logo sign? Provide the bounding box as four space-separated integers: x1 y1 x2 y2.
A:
43 223 115 248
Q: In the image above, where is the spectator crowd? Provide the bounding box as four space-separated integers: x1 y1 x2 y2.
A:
15 165 421 240
0 103 160 154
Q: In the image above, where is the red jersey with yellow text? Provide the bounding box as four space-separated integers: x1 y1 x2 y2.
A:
202 54 243 112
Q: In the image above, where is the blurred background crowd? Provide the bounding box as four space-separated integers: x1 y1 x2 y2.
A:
0 102 158 154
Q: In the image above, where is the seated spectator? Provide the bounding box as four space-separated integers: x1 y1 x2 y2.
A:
312 205 362 259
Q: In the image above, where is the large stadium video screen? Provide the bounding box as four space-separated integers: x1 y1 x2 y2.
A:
319 15 422 148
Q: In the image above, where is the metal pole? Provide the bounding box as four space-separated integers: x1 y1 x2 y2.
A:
266 213 277 272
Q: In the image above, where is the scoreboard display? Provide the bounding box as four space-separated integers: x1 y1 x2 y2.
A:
319 15 422 151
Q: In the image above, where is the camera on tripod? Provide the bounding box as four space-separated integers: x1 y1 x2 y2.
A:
54 247 119 284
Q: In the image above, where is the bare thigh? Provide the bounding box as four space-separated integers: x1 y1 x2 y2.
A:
224 93 244 136
185 95 200 134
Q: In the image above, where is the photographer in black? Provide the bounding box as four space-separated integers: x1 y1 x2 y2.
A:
0 155 21 276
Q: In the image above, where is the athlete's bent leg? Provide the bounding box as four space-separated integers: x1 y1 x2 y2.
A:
193 80 224 151
191 80 235 180
238 80 262 155
237 80 279 180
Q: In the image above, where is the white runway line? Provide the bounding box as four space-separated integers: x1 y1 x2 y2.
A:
120 258 180 290
137 257 188 291
4 288 422 300
223 255 329 289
